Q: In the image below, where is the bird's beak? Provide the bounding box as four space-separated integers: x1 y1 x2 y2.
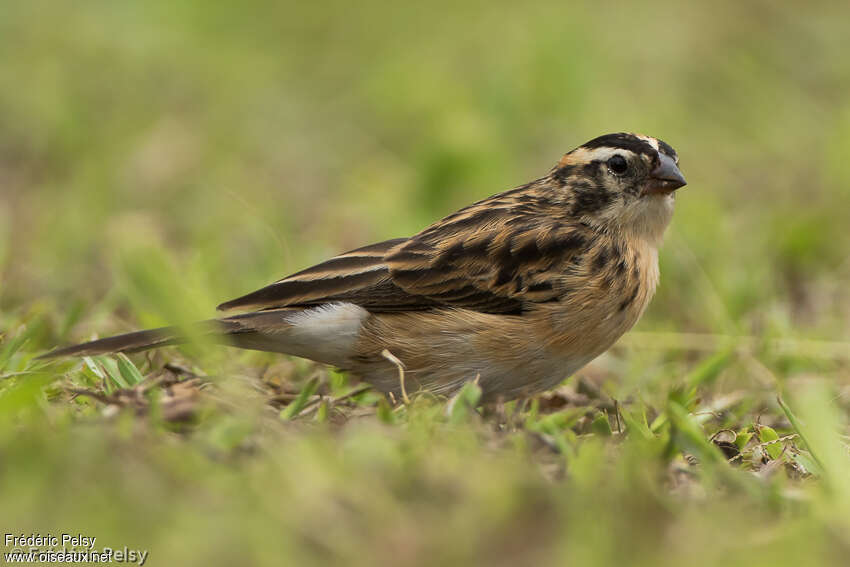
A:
644 154 686 196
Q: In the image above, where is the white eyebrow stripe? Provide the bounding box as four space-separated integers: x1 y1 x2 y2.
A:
580 147 634 161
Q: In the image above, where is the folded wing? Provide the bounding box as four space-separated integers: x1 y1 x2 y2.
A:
218 191 589 315
217 238 439 312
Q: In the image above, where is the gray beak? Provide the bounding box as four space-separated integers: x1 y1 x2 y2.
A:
645 153 686 195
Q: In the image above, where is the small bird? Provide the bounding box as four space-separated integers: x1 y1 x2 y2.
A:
43 132 685 402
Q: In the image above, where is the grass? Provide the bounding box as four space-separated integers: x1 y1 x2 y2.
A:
2 0 850 565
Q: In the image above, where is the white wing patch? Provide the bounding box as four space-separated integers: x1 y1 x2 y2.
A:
281 303 370 366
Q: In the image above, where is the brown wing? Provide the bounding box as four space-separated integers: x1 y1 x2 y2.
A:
217 238 440 312
219 185 589 315
385 202 589 314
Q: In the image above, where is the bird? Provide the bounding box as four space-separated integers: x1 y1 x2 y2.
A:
42 132 686 403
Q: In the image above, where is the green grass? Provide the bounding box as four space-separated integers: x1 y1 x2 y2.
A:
2 1 850 565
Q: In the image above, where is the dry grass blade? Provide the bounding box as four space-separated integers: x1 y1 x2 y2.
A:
381 348 409 405
728 434 800 463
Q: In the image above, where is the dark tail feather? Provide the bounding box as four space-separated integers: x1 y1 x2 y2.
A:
37 326 185 359
37 309 300 360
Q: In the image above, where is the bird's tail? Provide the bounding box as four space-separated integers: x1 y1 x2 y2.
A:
38 305 364 368
38 326 185 358
38 320 242 360
37 310 295 360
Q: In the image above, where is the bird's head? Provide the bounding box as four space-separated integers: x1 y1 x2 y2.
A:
551 132 686 244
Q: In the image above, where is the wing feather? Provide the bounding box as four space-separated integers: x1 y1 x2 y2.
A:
219 181 590 315
216 238 428 311
386 226 586 314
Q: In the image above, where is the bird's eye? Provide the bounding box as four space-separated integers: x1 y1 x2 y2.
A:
607 155 628 175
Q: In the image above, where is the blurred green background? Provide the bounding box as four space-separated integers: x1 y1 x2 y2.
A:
2 1 850 566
